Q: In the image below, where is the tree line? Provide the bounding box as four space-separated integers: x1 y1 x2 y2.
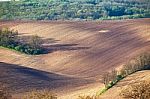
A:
0 28 44 55
100 52 150 95
0 0 149 20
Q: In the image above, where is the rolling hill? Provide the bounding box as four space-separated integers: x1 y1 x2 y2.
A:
99 70 150 99
0 18 150 98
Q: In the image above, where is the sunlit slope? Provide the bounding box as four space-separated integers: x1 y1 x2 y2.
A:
99 70 150 99
0 19 150 98
0 19 150 78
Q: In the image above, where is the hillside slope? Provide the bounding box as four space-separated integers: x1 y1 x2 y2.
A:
99 70 150 99
0 18 150 98
0 62 95 98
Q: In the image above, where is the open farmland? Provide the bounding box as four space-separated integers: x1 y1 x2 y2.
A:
0 18 150 99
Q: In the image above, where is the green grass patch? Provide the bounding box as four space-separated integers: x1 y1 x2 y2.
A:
0 46 28 55
97 75 124 96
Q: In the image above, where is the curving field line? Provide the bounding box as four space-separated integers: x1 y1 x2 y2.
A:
0 19 150 98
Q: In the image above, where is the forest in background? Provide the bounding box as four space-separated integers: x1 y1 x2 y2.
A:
0 0 150 20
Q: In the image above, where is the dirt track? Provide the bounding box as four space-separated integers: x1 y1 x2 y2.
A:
0 19 150 98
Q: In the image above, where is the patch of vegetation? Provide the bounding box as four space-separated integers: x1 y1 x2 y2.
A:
0 86 57 99
0 83 12 99
78 96 99 99
120 80 150 99
0 0 149 20
23 90 57 99
98 52 150 95
98 69 124 95
0 28 44 55
78 52 150 99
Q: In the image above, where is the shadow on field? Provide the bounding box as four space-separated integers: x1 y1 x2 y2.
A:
19 35 90 54
0 62 93 94
44 43 90 53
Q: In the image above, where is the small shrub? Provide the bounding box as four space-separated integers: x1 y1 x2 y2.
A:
78 95 99 99
116 75 123 81
23 90 57 99
15 45 21 51
98 87 107 95
106 81 114 89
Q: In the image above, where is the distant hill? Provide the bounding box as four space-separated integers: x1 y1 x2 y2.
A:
0 0 149 20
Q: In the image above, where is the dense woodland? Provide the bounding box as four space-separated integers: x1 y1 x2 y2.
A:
0 0 150 20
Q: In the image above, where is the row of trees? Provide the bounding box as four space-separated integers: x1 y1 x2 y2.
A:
0 0 149 20
0 28 44 55
79 80 150 99
101 52 150 91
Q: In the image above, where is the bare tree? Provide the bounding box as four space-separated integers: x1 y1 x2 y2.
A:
101 72 110 87
110 69 117 82
28 35 43 50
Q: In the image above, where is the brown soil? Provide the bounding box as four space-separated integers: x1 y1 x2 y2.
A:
0 18 150 99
